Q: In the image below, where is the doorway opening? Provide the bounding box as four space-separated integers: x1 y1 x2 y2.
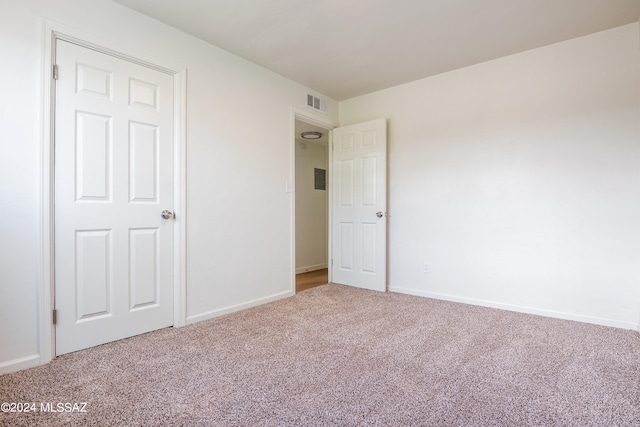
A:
294 118 330 292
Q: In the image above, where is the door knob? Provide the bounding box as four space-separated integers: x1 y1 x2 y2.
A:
376 211 384 218
161 210 175 220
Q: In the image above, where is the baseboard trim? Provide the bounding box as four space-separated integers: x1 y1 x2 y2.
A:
295 264 328 275
0 354 41 375
389 286 639 331
186 290 293 325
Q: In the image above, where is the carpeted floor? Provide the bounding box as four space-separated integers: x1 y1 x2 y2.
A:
1 284 639 426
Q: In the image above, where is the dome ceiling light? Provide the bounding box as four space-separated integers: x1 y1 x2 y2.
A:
301 131 322 140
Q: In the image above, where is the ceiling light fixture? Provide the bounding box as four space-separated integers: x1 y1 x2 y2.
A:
301 131 322 139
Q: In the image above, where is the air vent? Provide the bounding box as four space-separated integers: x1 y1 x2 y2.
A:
306 93 327 113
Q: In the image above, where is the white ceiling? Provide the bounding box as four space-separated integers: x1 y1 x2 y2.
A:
113 0 640 101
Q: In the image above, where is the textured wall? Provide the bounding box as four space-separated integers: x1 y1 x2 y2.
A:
295 139 328 273
0 0 338 373
340 24 640 329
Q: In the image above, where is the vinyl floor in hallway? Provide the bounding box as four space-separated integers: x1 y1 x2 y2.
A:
295 268 328 293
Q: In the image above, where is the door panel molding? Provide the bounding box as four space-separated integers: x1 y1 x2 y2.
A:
331 118 388 291
40 20 186 365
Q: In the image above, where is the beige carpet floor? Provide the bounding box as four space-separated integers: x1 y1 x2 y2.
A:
1 284 639 426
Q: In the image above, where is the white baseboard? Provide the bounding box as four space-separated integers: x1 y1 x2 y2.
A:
0 354 41 375
389 286 639 331
295 263 327 275
186 290 293 325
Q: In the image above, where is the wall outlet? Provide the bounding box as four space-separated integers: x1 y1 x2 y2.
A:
423 263 431 274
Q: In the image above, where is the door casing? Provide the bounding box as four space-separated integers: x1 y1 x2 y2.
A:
40 20 187 364
290 109 336 292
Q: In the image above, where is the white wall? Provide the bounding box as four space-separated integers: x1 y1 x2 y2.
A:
0 0 338 373
340 24 640 330
295 141 328 273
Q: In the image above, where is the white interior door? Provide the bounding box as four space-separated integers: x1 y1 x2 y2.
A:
54 40 175 355
331 118 387 291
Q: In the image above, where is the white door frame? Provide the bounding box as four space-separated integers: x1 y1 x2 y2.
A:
290 108 336 292
39 20 187 364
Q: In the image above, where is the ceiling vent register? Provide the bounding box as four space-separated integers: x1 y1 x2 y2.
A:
306 93 327 113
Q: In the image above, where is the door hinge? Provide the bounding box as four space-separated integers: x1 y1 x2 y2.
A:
52 309 58 325
53 64 59 80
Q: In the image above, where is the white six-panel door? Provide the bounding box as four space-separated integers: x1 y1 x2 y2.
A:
331 118 387 291
54 40 175 355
